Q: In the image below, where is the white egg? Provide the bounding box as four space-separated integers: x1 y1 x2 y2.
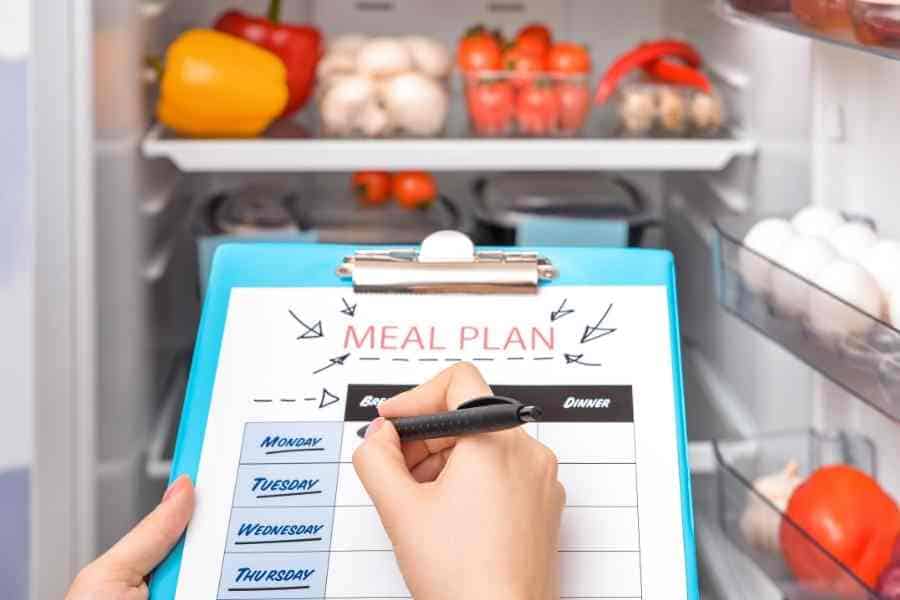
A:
808 259 883 338
859 240 900 297
791 205 844 238
830 221 878 262
771 236 837 317
889 285 900 328
739 218 795 294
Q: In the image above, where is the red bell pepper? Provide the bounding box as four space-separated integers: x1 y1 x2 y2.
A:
215 0 321 116
594 40 703 104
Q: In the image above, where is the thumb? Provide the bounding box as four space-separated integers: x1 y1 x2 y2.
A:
352 418 418 525
101 475 195 581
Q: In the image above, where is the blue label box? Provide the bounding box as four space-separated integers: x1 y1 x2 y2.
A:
218 552 329 599
241 422 343 464
232 463 339 508
227 507 334 553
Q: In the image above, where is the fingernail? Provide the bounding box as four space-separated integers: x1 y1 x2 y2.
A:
365 417 385 440
162 476 184 503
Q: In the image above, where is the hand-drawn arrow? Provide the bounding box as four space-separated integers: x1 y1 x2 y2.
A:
312 352 351 375
551 298 574 322
340 298 357 317
319 388 340 409
288 309 324 340
564 353 602 367
580 303 616 344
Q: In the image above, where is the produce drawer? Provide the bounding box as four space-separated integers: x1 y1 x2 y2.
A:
715 215 900 423
714 430 881 600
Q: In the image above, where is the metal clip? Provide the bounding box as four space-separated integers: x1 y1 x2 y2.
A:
336 231 557 294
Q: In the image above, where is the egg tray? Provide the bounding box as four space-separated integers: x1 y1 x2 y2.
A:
715 216 900 423
714 429 879 600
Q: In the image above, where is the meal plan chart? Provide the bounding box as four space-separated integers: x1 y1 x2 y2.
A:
168 286 692 600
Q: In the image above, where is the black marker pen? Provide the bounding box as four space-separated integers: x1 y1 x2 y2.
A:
356 396 542 441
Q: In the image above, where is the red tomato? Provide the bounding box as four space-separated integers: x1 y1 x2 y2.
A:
516 24 552 46
547 42 592 74
457 28 503 72
351 172 392 206
393 172 438 209
515 23 552 57
557 81 590 133
516 81 560 136
781 465 900 591
503 43 548 87
466 79 516 136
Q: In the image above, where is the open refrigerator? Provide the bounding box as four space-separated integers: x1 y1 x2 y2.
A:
28 0 900 598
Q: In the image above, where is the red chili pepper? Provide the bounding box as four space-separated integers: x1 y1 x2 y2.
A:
215 0 322 116
594 40 703 105
643 59 712 93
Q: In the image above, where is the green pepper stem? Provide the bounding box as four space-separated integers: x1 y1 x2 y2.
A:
267 0 282 22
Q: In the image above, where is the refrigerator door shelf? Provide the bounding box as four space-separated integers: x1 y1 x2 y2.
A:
716 215 900 424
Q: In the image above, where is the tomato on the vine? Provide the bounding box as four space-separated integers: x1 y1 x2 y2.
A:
457 27 503 72
351 171 392 205
547 42 592 74
557 81 590 133
515 23 552 58
393 171 438 209
466 79 516 135
516 81 560 136
503 43 547 87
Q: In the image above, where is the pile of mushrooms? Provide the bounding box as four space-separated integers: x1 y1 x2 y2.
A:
318 34 452 137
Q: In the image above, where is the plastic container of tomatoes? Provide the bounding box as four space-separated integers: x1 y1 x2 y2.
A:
714 429 893 600
616 82 726 138
463 71 593 137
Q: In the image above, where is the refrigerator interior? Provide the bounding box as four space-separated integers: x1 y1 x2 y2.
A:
30 0 900 598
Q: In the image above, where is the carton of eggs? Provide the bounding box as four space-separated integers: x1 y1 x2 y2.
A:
771 236 836 317
808 260 883 339
739 218 795 294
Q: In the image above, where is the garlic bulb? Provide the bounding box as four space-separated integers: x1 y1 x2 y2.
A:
356 37 413 78
739 461 802 556
404 35 451 79
382 72 448 136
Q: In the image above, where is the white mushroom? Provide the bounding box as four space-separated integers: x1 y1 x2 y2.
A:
355 100 393 137
381 72 448 136
320 75 376 136
404 35 452 79
327 33 369 58
691 92 724 132
317 51 357 79
620 88 655 135
658 87 687 133
356 37 413 78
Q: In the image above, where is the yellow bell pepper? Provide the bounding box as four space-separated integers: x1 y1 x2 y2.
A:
157 29 289 138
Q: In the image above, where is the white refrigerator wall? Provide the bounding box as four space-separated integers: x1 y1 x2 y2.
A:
0 2 32 599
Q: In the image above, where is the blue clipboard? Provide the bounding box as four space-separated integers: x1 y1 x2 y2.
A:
150 240 698 600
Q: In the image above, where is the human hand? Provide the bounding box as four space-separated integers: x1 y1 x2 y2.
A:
65 475 195 600
352 363 565 600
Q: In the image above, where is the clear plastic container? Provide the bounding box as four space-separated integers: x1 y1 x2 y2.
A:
729 0 791 12
616 83 726 138
715 430 880 600
851 0 900 46
462 71 593 137
715 215 900 423
792 0 852 31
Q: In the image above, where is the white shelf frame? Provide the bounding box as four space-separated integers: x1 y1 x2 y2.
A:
142 124 758 173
